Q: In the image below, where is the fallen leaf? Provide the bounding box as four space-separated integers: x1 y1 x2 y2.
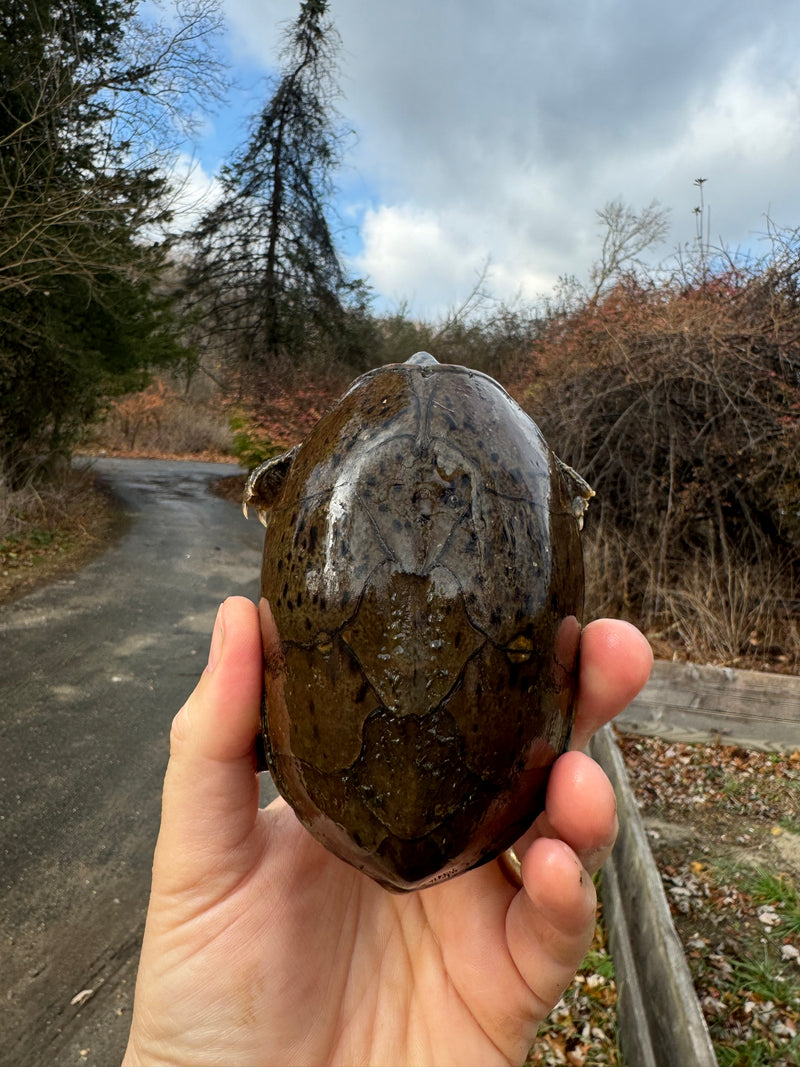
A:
757 905 781 927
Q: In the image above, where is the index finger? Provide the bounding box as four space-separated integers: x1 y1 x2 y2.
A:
570 619 653 750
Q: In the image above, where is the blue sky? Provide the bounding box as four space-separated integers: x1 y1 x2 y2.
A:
169 0 800 319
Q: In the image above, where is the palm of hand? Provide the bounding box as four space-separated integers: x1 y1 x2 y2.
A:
137 796 591 1067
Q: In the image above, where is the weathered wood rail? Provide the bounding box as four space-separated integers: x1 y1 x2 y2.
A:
589 726 717 1067
616 659 800 752
588 660 799 1066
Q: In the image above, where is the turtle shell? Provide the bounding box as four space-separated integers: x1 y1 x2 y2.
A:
245 352 591 891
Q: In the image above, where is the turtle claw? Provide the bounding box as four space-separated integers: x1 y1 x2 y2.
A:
241 498 269 526
554 455 594 529
241 446 299 525
242 492 271 528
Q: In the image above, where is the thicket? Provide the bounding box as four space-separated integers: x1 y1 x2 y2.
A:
528 238 800 666
215 236 799 666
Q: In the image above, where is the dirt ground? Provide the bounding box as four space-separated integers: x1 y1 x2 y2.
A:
0 467 126 607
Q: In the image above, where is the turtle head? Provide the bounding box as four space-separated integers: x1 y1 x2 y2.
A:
405 351 439 367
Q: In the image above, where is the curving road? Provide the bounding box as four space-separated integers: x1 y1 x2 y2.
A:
0 458 278 1067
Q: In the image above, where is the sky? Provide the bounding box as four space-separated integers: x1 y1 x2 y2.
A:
173 0 800 320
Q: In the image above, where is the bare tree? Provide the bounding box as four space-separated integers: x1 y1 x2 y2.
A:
0 0 227 298
588 199 670 301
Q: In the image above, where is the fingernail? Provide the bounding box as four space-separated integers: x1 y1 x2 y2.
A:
206 602 225 673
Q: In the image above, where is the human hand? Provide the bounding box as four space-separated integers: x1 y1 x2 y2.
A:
123 596 652 1067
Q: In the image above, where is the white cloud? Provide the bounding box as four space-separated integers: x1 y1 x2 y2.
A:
352 199 576 318
352 204 488 317
164 153 223 235
688 52 799 161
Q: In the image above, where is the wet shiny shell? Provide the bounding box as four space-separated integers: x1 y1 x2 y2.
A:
250 353 587 891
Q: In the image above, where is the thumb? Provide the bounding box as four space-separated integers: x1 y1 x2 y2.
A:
153 596 264 892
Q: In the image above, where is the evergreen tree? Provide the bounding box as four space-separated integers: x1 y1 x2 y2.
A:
0 0 225 484
189 0 369 365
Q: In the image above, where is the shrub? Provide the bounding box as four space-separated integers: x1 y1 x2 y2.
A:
529 245 800 664
89 377 233 457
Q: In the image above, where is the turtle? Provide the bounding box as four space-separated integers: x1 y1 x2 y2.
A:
243 351 593 891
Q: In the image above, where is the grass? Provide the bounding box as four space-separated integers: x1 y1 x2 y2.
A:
687 865 800 1065
680 860 800 1066
723 775 746 800
582 946 616 983
745 869 800 937
717 1036 800 1067
732 949 794 1004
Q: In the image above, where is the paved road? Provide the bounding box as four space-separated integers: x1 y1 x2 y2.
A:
0 458 277 1067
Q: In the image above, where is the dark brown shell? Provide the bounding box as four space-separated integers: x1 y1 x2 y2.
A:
245 352 591 891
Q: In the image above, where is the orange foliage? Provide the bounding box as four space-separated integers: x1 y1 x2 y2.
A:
109 379 172 449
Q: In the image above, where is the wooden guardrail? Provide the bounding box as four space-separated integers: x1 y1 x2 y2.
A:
589 725 718 1067
616 659 800 752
